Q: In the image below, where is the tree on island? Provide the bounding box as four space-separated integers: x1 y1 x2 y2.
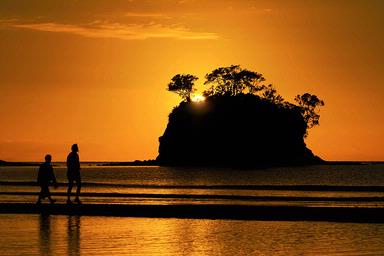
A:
167 74 198 102
168 66 324 131
295 93 325 130
261 84 285 104
204 65 265 96
158 65 325 166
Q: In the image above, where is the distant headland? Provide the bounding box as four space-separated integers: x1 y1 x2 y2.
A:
0 160 40 166
157 65 325 167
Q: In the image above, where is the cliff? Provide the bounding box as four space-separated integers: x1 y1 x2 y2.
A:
157 94 323 167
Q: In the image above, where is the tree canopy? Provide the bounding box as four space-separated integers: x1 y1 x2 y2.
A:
294 93 325 130
261 84 284 104
167 65 324 132
203 65 265 96
167 74 198 102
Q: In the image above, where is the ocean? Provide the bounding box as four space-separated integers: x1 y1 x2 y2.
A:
1 164 384 255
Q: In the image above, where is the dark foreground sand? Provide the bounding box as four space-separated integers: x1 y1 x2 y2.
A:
1 203 384 223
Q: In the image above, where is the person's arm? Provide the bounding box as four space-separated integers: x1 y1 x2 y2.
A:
76 154 81 171
66 154 70 169
37 166 42 184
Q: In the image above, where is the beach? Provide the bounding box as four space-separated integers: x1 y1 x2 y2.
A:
2 164 384 254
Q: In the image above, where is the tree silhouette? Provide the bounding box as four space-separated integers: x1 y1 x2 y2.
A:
261 84 284 104
203 65 265 96
168 74 198 102
294 93 325 130
166 66 324 136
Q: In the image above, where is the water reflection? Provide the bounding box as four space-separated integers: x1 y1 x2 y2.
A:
3 214 384 255
67 216 80 256
39 214 52 256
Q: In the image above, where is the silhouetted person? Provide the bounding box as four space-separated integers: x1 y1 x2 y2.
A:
66 144 81 204
36 154 57 204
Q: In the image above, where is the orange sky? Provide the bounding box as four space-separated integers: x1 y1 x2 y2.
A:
0 0 383 161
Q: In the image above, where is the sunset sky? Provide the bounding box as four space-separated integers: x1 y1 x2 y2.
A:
0 0 383 161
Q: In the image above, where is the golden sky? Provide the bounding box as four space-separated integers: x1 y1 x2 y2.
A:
0 0 383 161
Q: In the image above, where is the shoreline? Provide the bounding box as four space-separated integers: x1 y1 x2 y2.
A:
1 203 384 222
1 160 383 167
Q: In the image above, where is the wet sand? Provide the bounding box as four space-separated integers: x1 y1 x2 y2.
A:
1 203 384 223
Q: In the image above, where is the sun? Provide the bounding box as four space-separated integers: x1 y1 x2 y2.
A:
191 94 206 103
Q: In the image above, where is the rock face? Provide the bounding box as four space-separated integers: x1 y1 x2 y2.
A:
157 94 323 167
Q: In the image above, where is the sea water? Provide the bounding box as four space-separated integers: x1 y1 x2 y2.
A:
1 164 384 206
1 164 384 255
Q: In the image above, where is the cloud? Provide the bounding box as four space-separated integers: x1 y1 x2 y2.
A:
125 12 170 18
6 20 219 40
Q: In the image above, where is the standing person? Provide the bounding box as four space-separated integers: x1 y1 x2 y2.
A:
36 154 58 204
66 144 81 204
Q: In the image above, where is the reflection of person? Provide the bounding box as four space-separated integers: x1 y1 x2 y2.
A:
67 215 81 255
36 154 57 204
66 144 81 204
39 214 52 255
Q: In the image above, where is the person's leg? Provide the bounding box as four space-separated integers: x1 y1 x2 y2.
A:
47 187 56 204
36 187 43 204
74 176 82 203
67 178 74 203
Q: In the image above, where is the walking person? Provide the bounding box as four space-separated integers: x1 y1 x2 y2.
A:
36 154 58 204
66 144 81 204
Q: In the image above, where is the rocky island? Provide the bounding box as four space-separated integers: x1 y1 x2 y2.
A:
157 65 324 167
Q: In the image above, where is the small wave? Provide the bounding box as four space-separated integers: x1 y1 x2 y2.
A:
2 181 384 192
1 191 384 202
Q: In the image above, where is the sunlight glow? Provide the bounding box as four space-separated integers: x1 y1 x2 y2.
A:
191 94 206 103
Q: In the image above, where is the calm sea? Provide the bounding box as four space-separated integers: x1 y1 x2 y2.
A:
1 164 384 255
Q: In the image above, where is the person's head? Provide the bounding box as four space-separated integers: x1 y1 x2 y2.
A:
71 144 79 153
45 154 52 163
